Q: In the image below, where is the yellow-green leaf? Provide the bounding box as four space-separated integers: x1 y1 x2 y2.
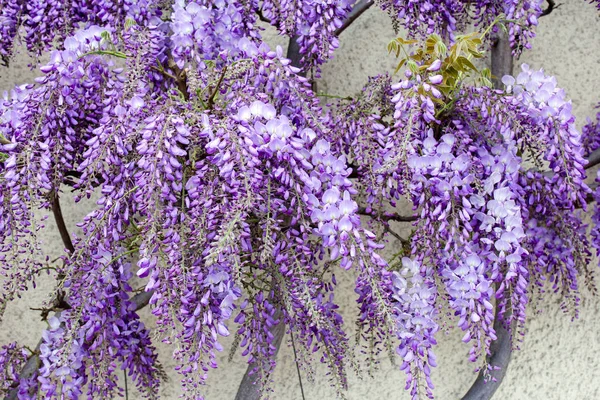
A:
457 56 478 72
387 40 398 55
395 37 418 46
393 58 407 75
434 41 447 57
406 59 418 74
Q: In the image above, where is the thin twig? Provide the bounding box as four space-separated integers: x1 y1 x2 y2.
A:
357 207 418 222
207 66 228 110
290 331 306 400
383 225 409 246
150 65 178 81
124 370 129 400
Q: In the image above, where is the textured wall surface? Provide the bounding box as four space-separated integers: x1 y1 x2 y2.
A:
1 1 600 399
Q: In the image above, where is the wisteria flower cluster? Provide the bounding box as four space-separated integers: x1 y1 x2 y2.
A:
320 31 598 394
0 1 599 400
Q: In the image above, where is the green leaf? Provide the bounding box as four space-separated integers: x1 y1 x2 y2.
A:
437 85 453 97
203 59 216 69
393 58 407 75
434 41 447 58
411 50 424 62
100 31 111 43
395 37 418 46
387 40 398 55
457 56 478 72
450 42 462 63
0 152 7 162
406 59 418 74
124 18 137 29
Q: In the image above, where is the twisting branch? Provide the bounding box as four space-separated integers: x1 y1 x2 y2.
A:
383 224 409 246
461 308 513 400
51 192 74 254
335 0 375 37
256 8 272 24
234 308 286 400
540 0 560 17
461 28 514 400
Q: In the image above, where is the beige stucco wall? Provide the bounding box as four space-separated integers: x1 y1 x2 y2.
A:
1 1 599 399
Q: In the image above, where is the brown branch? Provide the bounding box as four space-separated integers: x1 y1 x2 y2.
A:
234 308 286 400
461 27 514 400
207 66 228 110
165 58 189 101
461 307 513 400
357 207 418 222
51 192 74 254
335 0 375 37
131 289 154 311
585 148 600 170
256 8 271 24
540 0 560 17
383 224 409 246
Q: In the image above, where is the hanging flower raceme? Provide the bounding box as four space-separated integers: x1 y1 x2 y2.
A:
0 27 125 319
170 0 259 69
322 34 595 391
582 104 600 156
4 21 402 397
0 0 162 60
0 0 21 66
391 257 438 400
38 246 162 399
0 342 30 396
261 0 352 70
584 105 600 261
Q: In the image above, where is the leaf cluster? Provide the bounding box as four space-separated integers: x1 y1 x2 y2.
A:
389 32 493 97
